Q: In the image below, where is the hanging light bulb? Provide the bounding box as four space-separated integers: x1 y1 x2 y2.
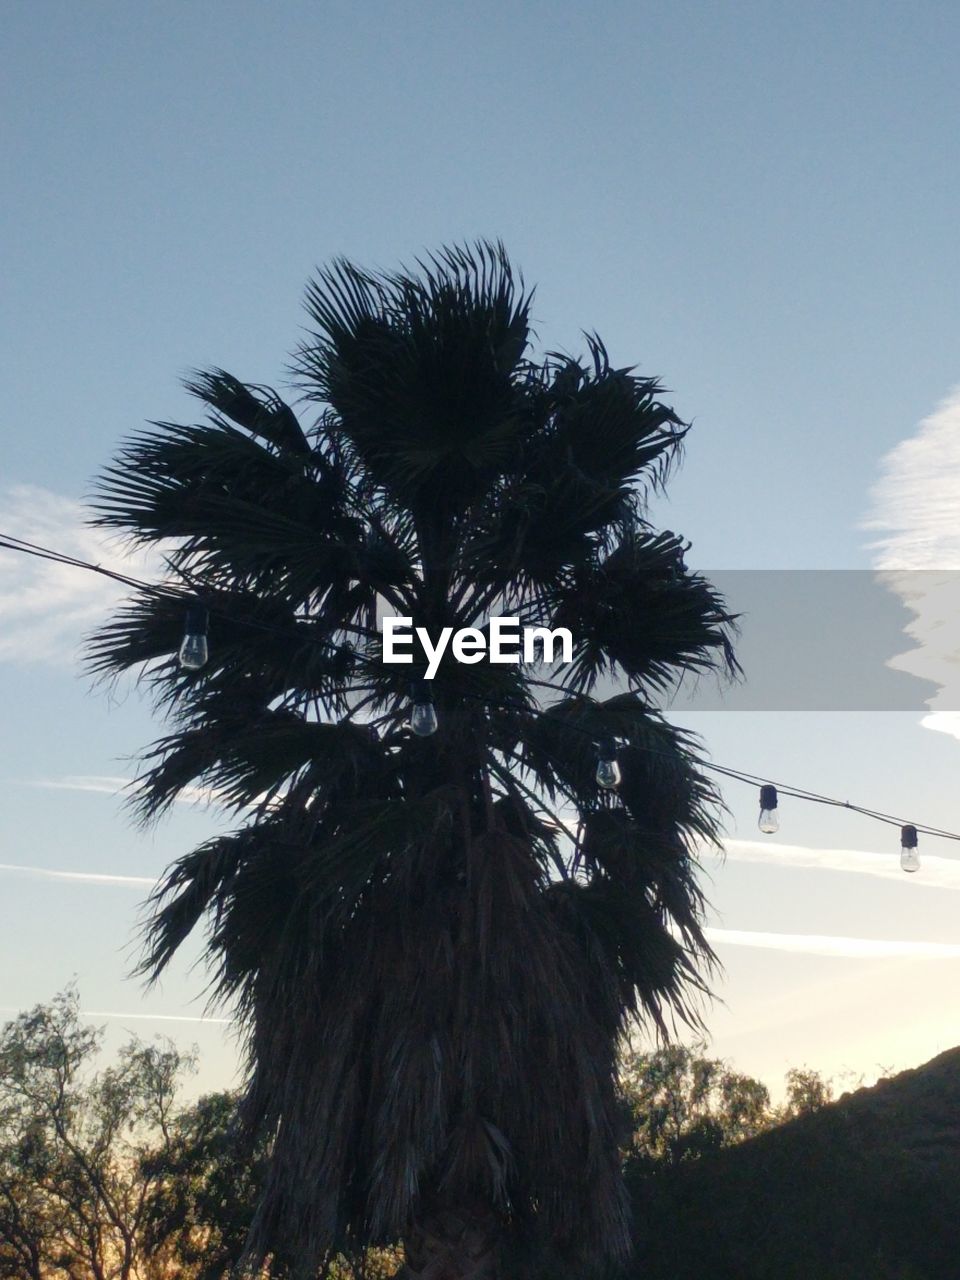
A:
408 680 438 737
595 738 621 790
758 784 779 834
178 605 209 671
900 824 920 874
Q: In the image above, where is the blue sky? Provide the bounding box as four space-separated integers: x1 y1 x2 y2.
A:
2 1 960 1096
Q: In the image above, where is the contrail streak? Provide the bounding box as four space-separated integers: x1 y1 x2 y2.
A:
80 1010 232 1025
705 927 960 959
0 1006 231 1026
0 862 156 887
712 839 960 890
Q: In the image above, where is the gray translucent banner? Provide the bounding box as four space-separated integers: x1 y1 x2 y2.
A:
651 570 959 712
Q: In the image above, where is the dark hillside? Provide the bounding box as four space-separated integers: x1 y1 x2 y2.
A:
630 1048 960 1280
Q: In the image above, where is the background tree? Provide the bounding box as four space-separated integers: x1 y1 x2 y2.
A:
140 1090 274 1280
0 1124 47 1280
620 1044 772 1175
88 242 738 1279
780 1067 833 1120
0 990 192 1280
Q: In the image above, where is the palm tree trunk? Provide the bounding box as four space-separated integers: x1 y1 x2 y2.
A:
402 1199 501 1280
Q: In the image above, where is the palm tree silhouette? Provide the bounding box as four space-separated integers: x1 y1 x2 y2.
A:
89 242 737 1280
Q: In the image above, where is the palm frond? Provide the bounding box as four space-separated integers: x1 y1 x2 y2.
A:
552 529 740 694
294 240 534 505
183 369 311 454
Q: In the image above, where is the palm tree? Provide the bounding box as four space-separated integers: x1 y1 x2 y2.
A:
88 242 737 1280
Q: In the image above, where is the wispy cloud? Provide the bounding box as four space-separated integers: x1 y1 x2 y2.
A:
705 927 960 959
918 710 960 743
865 387 960 571
0 485 159 666
863 388 960 736
715 838 960 891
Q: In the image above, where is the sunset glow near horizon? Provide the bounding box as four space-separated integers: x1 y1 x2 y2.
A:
2 1 960 1101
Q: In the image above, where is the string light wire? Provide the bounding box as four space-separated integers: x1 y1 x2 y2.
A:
2 531 958 847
